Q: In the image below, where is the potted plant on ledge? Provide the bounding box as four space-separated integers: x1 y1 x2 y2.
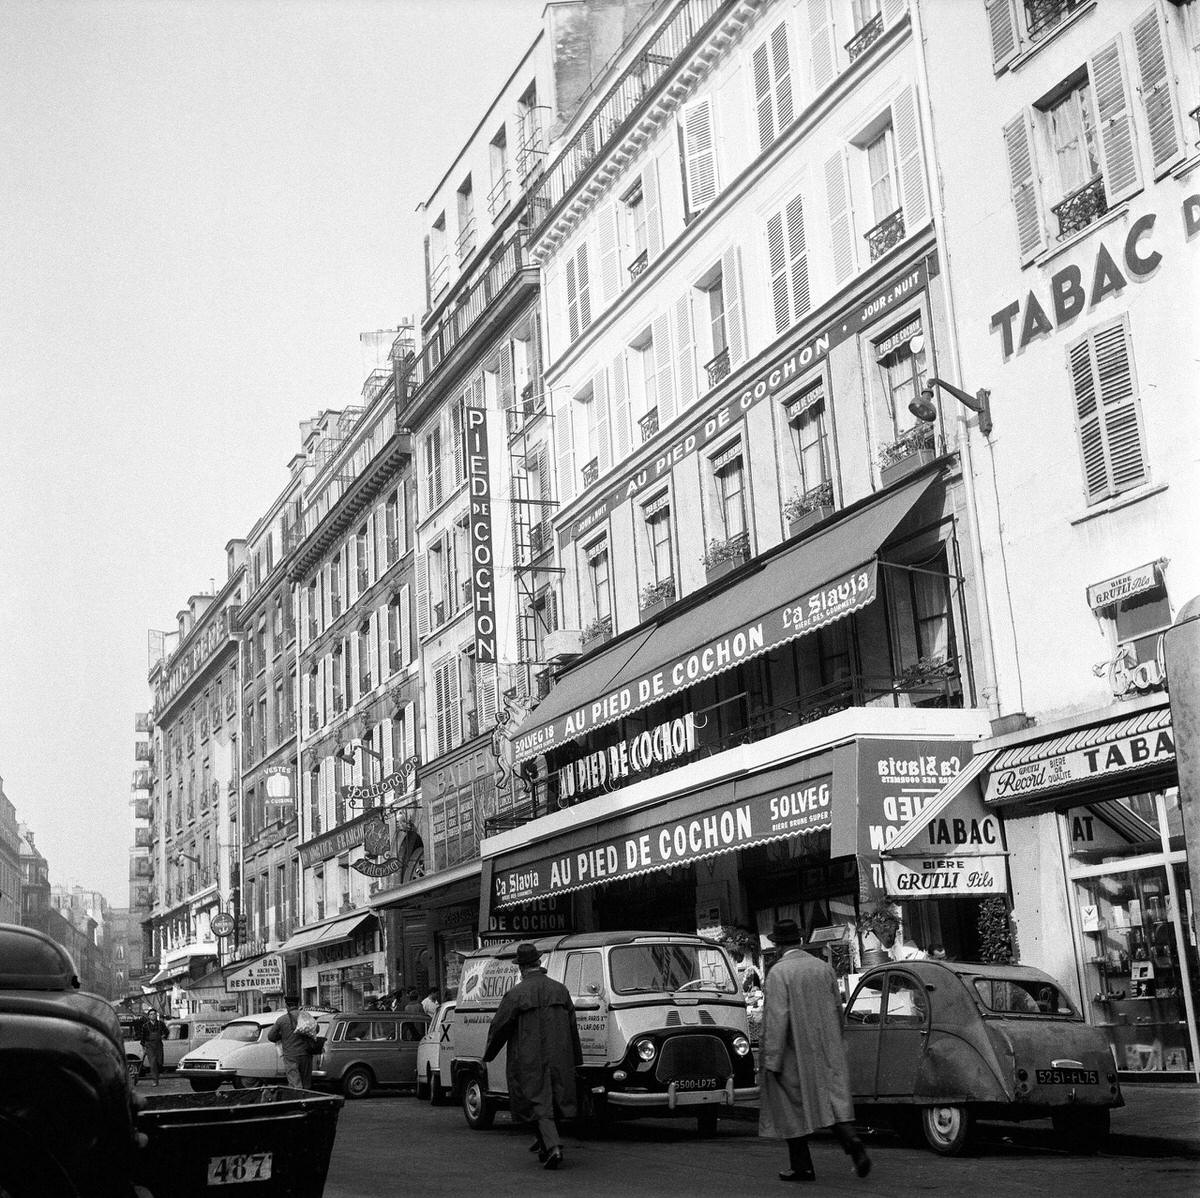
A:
639 576 676 619
701 531 751 583
581 613 613 649
783 481 834 538
878 422 936 487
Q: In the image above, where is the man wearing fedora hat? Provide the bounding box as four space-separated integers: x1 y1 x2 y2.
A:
484 942 582 1170
758 919 871 1183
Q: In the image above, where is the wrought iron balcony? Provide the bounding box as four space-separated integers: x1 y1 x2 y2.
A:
135 712 151 733
487 171 510 218
704 347 730 389
429 254 449 300
455 217 477 264
639 408 660 442
517 125 545 182
628 249 649 280
1190 104 1200 147
135 741 152 762
845 13 883 63
581 457 600 487
1052 175 1107 240
864 208 905 262
1024 0 1087 41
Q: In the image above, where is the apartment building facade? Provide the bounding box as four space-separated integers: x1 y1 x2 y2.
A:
0 776 19 924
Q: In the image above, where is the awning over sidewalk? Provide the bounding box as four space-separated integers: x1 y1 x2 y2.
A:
368 858 482 910
512 473 938 764
278 910 375 955
145 953 215 987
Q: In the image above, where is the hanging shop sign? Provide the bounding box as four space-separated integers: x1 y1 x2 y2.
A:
351 817 403 878
514 562 877 762
493 773 835 907
210 912 235 939
1087 561 1164 610
464 407 497 662
563 261 928 546
556 714 697 805
883 853 1006 896
225 954 284 994
264 766 295 816
1103 638 1167 699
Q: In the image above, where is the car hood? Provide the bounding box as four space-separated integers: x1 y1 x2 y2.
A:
181 1035 261 1066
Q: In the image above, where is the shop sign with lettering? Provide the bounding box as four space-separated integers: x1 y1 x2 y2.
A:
482 897 572 942
883 853 1006 896
514 563 876 762
556 714 697 804
225 954 284 994
493 775 834 907
464 408 497 662
562 262 927 546
1087 561 1163 610
1103 638 1167 699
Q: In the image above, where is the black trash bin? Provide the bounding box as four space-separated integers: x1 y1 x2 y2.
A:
134 1086 344 1198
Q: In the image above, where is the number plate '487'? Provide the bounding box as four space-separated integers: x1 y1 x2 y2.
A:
207 1153 273 1185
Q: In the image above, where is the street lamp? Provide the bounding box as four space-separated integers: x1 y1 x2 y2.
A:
905 335 993 437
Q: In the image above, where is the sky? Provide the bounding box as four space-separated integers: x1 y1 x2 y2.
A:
0 0 546 907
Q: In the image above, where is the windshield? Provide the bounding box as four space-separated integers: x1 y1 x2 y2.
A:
973 977 1077 1017
214 1022 263 1043
609 944 738 995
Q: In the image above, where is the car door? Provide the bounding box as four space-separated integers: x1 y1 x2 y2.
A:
875 970 930 1096
396 1018 425 1084
164 1022 190 1068
563 950 608 1063
436 1003 456 1082
843 973 886 1098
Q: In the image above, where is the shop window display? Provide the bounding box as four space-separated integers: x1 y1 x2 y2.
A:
1066 789 1199 1077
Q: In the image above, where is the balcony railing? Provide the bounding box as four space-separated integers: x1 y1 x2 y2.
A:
639 408 660 442
628 249 649 280
429 254 449 300
455 217 477 264
135 713 151 733
864 208 905 262
528 0 725 239
845 12 883 63
1051 175 1107 240
487 171 510 218
135 741 152 762
1025 0 1087 40
517 125 544 182
704 347 730 389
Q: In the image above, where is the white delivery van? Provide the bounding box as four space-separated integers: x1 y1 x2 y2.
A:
451 932 757 1134
163 1015 226 1069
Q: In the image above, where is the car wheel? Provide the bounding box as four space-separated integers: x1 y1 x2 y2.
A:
416 1067 430 1101
921 1104 973 1155
189 1079 221 1093
696 1108 719 1136
430 1070 447 1106
342 1066 373 1100
461 1076 495 1130
1052 1107 1109 1153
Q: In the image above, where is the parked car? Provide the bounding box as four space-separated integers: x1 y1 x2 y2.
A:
416 1001 456 1103
176 1009 333 1091
162 1015 225 1069
843 959 1123 1155
312 1010 429 1099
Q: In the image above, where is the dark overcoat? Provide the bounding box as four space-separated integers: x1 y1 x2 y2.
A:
758 948 854 1138
483 968 582 1122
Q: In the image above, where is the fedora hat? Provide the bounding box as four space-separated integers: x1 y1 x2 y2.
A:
515 942 541 968
768 919 804 946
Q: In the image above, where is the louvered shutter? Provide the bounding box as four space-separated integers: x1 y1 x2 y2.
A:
767 211 789 335
399 583 411 666
823 150 855 285
402 701 415 769
447 657 462 748
566 254 580 342
986 0 1019 71
1089 38 1142 206
771 22 794 134
476 661 498 728
415 545 429 639
721 245 746 366
893 86 928 235
681 96 718 216
498 340 515 409
753 43 774 150
593 369 611 473
881 0 905 27
643 159 663 259
785 194 810 323
807 0 836 94
597 202 622 306
673 293 696 410
575 243 592 332
1003 111 1047 264
652 311 676 423
1132 6 1183 178
555 397 575 505
611 351 631 459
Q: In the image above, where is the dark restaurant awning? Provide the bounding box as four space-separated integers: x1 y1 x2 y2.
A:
512 473 938 763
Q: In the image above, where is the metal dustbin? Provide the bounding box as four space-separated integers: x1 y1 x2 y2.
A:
134 1086 344 1197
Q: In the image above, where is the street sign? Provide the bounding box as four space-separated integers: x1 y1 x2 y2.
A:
211 911 235 938
225 954 284 993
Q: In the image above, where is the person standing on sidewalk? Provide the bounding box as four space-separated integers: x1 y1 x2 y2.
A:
139 1009 165 1087
267 995 318 1089
483 943 582 1171
758 920 871 1183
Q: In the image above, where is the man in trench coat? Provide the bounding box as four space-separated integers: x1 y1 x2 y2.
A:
758 920 871 1182
484 942 582 1171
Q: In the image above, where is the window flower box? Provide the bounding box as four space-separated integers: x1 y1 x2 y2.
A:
897 656 958 689
879 424 936 487
639 577 676 619
783 481 834 538
582 614 613 649
702 532 750 583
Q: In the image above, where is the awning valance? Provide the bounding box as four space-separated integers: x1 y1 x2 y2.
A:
512 473 938 763
278 910 375 955
146 957 207 987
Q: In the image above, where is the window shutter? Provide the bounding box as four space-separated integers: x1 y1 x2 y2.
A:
575 243 592 332
1132 6 1183 178
476 661 498 728
681 96 718 215
597 202 622 306
566 254 580 342
823 150 855 285
721 245 746 366
806 0 836 95
767 211 789 335
652 311 676 424
402 701 415 767
555 397 575 505
498 340 515 410
643 159 663 259
986 0 1019 72
611 351 631 459
785 194 810 322
1089 38 1142 206
447 657 461 748
753 42 774 150
593 369 611 473
771 22 794 135
415 546 429 639
893 86 928 235
881 0 906 27
399 583 411 666
672 292 697 411
1002 111 1047 264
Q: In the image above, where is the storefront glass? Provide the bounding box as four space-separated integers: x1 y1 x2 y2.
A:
1064 789 1199 1077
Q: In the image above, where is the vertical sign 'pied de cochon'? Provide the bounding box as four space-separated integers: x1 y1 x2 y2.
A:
465 407 496 662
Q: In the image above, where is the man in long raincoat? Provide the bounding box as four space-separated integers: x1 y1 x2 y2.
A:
484 942 582 1171
758 920 871 1183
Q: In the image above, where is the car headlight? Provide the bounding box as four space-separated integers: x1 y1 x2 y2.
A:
732 1034 751 1057
635 1038 656 1062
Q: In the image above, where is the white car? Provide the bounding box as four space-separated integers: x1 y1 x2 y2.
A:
416 1001 456 1104
177 1010 333 1092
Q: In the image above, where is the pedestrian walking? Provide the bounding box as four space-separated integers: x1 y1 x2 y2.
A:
267 995 321 1089
139 1009 165 1087
483 942 582 1171
758 920 871 1183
